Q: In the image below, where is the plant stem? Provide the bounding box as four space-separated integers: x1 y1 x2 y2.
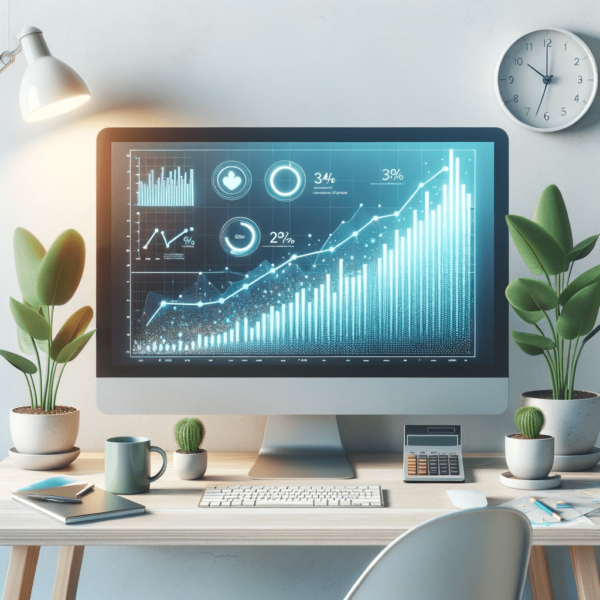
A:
31 341 44 410
53 363 68 404
543 351 557 397
569 340 585 397
541 311 560 395
567 262 574 286
565 340 573 398
24 374 34 408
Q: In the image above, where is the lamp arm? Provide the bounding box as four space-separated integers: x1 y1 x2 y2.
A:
0 42 22 76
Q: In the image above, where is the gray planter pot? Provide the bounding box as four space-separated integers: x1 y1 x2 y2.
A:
505 434 554 480
173 449 207 480
10 407 79 455
521 391 600 456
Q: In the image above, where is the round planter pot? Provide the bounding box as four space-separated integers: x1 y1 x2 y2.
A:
173 449 207 480
521 391 600 456
505 434 554 480
10 408 80 455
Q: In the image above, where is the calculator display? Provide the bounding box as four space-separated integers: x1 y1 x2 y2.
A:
406 435 458 447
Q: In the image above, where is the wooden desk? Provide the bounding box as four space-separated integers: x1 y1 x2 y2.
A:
2 452 600 599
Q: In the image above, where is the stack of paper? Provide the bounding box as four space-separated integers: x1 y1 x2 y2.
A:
502 489 600 527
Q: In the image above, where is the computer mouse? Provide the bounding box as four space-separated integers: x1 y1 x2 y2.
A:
446 489 488 509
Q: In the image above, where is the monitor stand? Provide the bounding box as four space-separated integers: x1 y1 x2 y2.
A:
248 415 354 479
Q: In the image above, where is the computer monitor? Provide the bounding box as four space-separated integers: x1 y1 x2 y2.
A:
97 128 508 478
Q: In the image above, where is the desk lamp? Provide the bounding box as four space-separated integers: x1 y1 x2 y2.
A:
0 26 90 122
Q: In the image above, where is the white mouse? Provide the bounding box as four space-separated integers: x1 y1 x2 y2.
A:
446 489 488 509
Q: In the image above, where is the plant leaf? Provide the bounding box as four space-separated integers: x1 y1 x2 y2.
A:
511 331 556 355
512 305 544 325
506 215 568 275
533 184 573 253
17 327 36 355
506 278 558 312
13 228 46 306
557 282 600 340
559 265 600 307
9 297 51 340
0 349 37 374
51 306 94 361
55 330 95 364
35 229 85 306
567 235 600 262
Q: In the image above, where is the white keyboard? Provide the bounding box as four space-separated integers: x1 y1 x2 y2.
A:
199 485 384 507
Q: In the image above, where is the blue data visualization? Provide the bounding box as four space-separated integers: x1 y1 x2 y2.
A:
115 141 495 365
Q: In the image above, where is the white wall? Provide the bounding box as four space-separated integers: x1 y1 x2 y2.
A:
1 0 600 598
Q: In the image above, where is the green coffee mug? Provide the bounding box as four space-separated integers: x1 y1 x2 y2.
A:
105 436 167 494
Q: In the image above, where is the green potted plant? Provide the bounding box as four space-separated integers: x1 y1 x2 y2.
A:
173 417 207 480
506 184 600 458
505 407 554 480
0 228 95 461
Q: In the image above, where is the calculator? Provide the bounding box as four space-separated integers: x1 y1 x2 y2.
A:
403 425 465 483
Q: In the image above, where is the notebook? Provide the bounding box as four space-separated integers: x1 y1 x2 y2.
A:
13 484 145 524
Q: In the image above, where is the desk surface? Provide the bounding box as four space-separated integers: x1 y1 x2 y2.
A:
1 452 600 547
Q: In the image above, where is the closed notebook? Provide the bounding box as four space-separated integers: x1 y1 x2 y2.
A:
12 484 145 524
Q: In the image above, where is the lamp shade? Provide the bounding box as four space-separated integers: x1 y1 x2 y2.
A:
18 27 90 122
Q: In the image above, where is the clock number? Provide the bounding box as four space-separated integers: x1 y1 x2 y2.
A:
575 94 580 102
544 38 552 47
525 107 530 115
508 76 514 84
544 112 550 121
578 76 583 83
525 42 532 50
513 94 518 103
575 57 580 66
561 107 567 116
514 57 523 66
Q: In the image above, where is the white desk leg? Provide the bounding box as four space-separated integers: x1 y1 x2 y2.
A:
528 546 554 600
51 547 85 600
2 546 40 600
570 546 600 600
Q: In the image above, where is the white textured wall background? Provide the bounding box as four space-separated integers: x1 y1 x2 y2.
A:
0 1 600 598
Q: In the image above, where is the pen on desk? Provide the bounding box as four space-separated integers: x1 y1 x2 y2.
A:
530 497 562 521
27 495 82 504
76 483 95 498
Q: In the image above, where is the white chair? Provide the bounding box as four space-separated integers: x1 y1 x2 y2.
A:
344 507 532 600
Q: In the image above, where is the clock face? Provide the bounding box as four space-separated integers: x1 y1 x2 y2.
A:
495 28 598 132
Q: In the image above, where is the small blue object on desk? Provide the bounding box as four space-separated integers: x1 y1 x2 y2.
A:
530 497 562 521
14 476 81 493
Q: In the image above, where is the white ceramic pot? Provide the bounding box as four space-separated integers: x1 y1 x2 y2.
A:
173 449 207 480
521 391 600 455
505 434 554 480
10 408 80 455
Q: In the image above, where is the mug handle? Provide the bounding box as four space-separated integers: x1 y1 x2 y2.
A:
149 446 168 482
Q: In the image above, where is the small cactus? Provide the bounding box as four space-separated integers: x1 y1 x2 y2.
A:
175 417 205 453
515 406 545 439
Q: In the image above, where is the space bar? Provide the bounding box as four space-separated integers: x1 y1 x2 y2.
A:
255 500 314 506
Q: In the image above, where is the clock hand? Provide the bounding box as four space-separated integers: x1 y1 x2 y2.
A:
528 64 545 78
535 83 549 117
545 42 549 76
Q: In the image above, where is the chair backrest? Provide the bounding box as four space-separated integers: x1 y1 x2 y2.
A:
344 507 531 600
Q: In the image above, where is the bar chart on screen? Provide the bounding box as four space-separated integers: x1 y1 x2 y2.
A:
131 148 475 359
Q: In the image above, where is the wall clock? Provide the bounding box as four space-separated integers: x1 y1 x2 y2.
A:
495 28 598 132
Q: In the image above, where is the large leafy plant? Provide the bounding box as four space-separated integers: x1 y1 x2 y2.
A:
0 228 95 411
507 185 600 399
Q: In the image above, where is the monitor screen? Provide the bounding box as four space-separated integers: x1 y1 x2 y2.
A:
97 128 508 381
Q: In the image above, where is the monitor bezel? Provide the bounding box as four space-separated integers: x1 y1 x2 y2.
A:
97 127 508 379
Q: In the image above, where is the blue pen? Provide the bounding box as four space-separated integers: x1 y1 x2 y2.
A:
530 497 562 522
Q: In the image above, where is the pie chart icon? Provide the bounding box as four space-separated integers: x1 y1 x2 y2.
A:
219 217 261 257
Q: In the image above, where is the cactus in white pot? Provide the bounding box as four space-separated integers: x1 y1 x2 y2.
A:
173 417 207 480
505 407 554 481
